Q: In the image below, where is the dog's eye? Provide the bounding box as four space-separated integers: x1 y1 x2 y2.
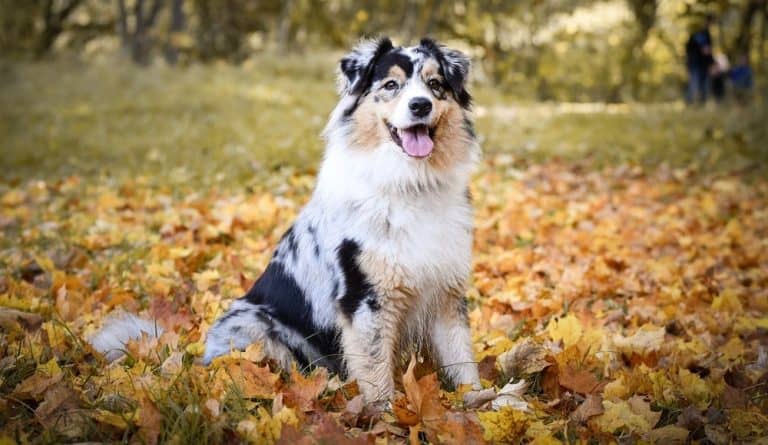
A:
428 79 443 92
383 80 399 91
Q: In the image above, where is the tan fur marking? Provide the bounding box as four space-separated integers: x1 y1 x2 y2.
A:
429 101 472 171
387 65 406 82
420 59 441 80
349 87 404 152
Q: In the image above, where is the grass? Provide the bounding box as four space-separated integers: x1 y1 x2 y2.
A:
1 52 766 190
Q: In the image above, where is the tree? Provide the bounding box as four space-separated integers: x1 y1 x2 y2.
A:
117 0 164 65
36 0 84 56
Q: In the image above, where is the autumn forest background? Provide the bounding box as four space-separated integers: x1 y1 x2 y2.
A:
1 0 768 444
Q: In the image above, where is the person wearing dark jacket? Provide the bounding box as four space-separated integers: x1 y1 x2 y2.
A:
685 17 715 104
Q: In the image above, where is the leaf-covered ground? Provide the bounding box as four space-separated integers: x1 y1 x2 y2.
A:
1 58 768 444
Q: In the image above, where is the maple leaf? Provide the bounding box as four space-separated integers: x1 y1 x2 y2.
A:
478 407 530 444
547 314 583 348
570 394 604 424
558 365 603 395
283 366 328 413
592 396 661 435
224 360 280 399
401 357 485 444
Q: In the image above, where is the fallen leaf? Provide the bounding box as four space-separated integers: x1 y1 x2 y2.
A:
225 360 279 399
558 365 602 394
570 394 604 424
497 338 551 377
491 379 529 411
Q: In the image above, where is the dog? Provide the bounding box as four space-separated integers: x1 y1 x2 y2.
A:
92 37 481 404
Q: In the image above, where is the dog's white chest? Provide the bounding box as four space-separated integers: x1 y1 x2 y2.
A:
357 192 473 290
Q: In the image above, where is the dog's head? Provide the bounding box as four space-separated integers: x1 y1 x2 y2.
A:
325 37 477 179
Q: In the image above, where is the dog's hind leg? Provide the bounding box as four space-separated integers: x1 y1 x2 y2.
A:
202 299 295 368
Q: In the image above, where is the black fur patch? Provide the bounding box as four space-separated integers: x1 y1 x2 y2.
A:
337 239 376 318
418 38 472 109
341 38 395 117
244 261 341 366
463 116 476 139
372 51 414 82
217 308 250 325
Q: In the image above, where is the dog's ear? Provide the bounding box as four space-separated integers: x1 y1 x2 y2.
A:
338 37 394 96
419 38 472 108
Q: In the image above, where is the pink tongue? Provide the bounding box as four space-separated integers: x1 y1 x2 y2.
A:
400 126 434 157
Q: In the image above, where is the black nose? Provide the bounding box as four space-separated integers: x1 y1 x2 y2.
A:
408 97 432 117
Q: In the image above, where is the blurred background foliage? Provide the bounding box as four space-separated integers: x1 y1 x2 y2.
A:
0 0 766 102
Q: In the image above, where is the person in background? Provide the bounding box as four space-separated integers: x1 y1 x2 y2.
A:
711 53 729 103
685 16 715 104
730 53 754 104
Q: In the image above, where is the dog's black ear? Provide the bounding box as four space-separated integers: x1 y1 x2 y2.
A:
338 37 394 96
420 38 472 108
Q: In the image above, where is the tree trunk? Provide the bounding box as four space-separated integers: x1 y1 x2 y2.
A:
165 0 185 64
116 0 129 49
130 0 164 66
35 0 84 57
277 0 295 51
733 0 764 59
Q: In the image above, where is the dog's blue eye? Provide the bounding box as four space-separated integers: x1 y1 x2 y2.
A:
384 80 399 91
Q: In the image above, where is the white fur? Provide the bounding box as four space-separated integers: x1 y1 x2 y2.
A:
89 314 163 362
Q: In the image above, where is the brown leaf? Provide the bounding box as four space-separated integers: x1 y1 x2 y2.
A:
35 384 79 420
13 371 63 401
226 360 279 399
497 338 551 377
0 307 42 330
401 357 485 444
721 384 748 409
559 365 603 394
570 394 604 424
393 395 420 426
137 396 162 445
477 355 499 382
284 366 328 413
402 356 444 422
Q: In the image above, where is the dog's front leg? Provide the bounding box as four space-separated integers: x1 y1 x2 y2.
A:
431 296 481 389
340 308 399 404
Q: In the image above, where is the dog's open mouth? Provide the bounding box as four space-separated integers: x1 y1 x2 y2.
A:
386 122 436 158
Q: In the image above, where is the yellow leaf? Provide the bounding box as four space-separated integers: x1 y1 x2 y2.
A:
237 406 298 444
194 269 221 291
648 425 690 444
603 375 630 401
612 324 665 355
678 369 711 410
185 341 205 356
478 407 530 443
547 314 583 348
93 409 132 429
711 289 743 313
38 358 62 377
593 396 660 434
728 409 768 440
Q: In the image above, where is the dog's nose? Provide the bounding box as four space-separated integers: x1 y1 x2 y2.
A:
408 97 432 117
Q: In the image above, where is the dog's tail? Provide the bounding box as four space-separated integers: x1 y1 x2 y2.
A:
88 313 163 361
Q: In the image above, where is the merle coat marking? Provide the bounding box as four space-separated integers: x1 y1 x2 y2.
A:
202 37 481 402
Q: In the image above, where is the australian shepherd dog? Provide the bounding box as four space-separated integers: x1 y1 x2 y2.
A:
92 37 481 404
